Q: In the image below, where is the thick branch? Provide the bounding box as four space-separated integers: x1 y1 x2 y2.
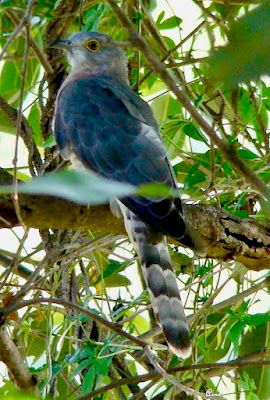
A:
0 325 37 390
0 190 269 270
183 204 270 270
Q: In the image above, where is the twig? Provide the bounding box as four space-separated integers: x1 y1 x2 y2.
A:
0 96 42 174
144 345 225 399
165 56 208 68
0 0 37 62
193 0 228 33
139 276 270 343
0 297 164 351
129 380 156 400
9 11 32 294
13 22 30 230
248 84 269 153
0 232 29 293
136 20 205 88
189 265 243 325
0 253 33 280
5 9 54 75
75 349 270 400
8 252 58 304
210 276 270 313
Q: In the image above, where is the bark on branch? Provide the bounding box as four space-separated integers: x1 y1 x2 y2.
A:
0 325 37 390
0 188 269 271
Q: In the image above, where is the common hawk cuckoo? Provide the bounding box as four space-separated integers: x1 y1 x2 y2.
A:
53 31 202 358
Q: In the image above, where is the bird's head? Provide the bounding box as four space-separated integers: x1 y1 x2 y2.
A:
50 32 128 83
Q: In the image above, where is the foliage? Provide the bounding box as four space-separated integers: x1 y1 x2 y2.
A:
0 170 136 205
206 5 270 87
0 1 269 400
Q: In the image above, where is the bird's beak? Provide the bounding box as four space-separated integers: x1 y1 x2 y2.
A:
49 39 71 50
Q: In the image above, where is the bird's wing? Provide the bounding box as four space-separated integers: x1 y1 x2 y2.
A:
55 75 185 240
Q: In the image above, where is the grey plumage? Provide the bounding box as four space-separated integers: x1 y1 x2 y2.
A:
119 202 191 358
52 31 199 358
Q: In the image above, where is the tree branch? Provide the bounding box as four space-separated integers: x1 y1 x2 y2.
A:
76 349 270 400
5 9 54 75
3 297 268 399
0 0 37 63
145 345 222 400
0 188 269 270
0 297 164 351
0 97 42 173
0 325 37 391
139 275 270 343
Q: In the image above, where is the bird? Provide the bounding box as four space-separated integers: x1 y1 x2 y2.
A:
52 31 203 358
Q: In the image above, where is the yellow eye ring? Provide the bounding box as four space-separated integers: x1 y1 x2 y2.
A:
85 39 101 52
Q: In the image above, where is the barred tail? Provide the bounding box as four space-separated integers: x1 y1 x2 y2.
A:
117 201 191 358
139 237 191 358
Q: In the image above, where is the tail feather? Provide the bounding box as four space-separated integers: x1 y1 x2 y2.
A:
118 201 191 358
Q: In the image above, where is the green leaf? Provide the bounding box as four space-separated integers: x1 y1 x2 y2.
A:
83 3 107 31
0 170 135 205
157 16 182 30
162 123 186 159
151 93 182 125
181 121 208 143
236 88 267 144
232 209 249 218
239 322 270 400
28 103 43 146
0 110 15 134
262 82 270 110
162 36 177 53
170 252 192 273
124 311 150 335
0 41 40 108
206 5 270 86
244 313 270 327
96 356 113 375
184 164 206 189
156 10 165 26
41 135 56 148
222 161 233 177
0 380 40 399
1 0 12 7
81 365 96 394
137 182 175 198
93 260 129 285
230 320 245 353
103 273 131 287
73 358 92 378
238 149 259 160
0 60 22 105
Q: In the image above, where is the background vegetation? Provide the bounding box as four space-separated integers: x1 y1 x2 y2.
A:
0 0 269 399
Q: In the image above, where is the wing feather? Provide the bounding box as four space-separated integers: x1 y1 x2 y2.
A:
55 75 185 239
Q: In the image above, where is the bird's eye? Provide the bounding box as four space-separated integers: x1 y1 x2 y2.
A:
85 39 101 52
